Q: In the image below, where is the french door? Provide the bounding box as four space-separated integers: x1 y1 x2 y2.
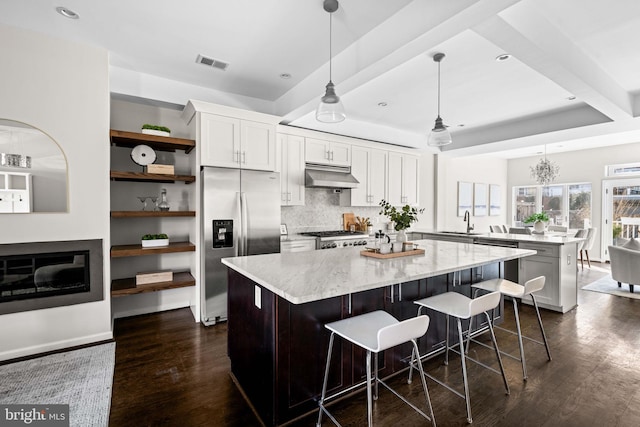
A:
601 178 640 260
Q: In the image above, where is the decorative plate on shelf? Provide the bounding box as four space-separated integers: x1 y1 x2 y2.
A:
130 144 156 166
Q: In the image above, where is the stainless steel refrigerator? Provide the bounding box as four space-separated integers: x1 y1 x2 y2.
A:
202 167 281 325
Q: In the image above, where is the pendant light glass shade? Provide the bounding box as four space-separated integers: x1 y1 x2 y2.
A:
427 116 452 146
427 53 452 147
316 0 345 123
316 81 346 123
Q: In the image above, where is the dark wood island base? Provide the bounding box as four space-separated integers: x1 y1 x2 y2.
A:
227 263 505 426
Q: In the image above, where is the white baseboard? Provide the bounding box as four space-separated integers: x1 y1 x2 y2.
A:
0 331 113 362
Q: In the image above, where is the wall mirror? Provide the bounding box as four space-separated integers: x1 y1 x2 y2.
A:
0 119 68 213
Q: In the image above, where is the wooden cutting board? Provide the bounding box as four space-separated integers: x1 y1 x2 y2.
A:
343 213 355 230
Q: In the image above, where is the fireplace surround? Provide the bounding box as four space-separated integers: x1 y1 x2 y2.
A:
0 239 103 315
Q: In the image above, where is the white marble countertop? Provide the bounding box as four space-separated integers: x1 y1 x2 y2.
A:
222 239 536 305
411 229 584 245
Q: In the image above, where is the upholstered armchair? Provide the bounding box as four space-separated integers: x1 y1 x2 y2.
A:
608 241 640 293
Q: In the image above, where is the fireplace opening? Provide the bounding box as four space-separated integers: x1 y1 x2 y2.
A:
1 250 90 303
0 239 103 315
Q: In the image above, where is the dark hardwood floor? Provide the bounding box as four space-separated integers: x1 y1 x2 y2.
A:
109 263 640 427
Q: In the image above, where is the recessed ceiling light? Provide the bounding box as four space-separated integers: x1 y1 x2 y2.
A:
55 6 79 19
279 73 291 79
495 53 512 62
457 124 465 127
566 96 576 101
377 102 388 107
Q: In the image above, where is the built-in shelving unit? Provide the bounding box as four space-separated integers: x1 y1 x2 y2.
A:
109 129 197 301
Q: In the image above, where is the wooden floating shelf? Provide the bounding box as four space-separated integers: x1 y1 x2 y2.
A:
111 271 195 297
110 129 195 154
110 211 196 218
111 241 195 258
110 170 195 184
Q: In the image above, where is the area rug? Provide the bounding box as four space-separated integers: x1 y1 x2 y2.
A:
582 275 640 300
0 342 115 426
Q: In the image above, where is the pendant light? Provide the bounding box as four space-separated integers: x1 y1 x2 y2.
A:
427 52 452 147
316 0 346 123
530 145 559 185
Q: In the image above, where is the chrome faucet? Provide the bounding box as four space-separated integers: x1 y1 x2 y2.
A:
463 210 474 234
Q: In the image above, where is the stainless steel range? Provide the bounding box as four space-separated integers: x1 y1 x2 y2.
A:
299 230 372 250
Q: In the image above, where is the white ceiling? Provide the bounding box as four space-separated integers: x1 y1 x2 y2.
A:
1 0 640 158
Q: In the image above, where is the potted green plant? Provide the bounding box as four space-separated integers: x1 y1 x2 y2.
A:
523 212 550 233
379 200 424 242
141 124 171 137
141 233 169 248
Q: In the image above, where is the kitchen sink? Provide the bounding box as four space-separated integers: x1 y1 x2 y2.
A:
437 231 485 236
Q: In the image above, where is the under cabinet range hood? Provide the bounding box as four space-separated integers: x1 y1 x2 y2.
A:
305 163 359 189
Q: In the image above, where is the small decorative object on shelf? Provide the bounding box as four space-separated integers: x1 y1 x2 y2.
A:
158 188 170 211
146 164 175 175
379 199 424 242
141 124 171 137
141 233 169 248
130 144 157 169
135 270 174 285
524 212 550 234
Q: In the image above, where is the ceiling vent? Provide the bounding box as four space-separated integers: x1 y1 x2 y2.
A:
195 54 229 71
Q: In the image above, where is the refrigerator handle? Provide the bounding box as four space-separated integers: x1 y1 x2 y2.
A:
241 192 249 256
236 192 243 256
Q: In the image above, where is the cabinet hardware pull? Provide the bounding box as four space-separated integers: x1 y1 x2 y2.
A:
390 285 394 303
242 151 246 164
234 150 239 163
288 192 291 201
330 150 334 161
326 150 330 160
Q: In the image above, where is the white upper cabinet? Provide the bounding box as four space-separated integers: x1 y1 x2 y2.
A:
279 134 305 206
305 138 350 167
387 152 419 206
200 112 276 171
349 146 387 206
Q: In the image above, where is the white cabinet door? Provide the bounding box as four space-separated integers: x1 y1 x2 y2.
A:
350 146 370 206
0 191 12 213
519 255 560 308
200 113 240 168
387 152 404 206
305 138 331 164
280 134 305 206
350 147 387 206
305 138 350 166
368 148 387 205
330 141 351 166
240 120 276 171
402 154 419 206
387 152 419 206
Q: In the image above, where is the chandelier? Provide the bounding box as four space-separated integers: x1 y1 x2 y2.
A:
530 146 558 185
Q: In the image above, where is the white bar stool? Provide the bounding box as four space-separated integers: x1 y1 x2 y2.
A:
469 276 552 380
317 310 436 427
410 291 509 424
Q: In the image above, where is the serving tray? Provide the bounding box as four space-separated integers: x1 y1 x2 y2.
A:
360 248 425 259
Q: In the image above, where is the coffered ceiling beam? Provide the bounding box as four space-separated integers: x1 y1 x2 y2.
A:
473 5 633 122
275 0 522 124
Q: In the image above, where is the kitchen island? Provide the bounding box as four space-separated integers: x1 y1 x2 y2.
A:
411 230 585 313
222 239 535 426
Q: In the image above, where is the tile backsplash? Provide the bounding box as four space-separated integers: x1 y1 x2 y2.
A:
281 188 388 234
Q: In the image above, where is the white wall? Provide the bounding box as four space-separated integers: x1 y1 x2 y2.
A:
507 141 640 260
435 154 508 233
0 25 111 361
